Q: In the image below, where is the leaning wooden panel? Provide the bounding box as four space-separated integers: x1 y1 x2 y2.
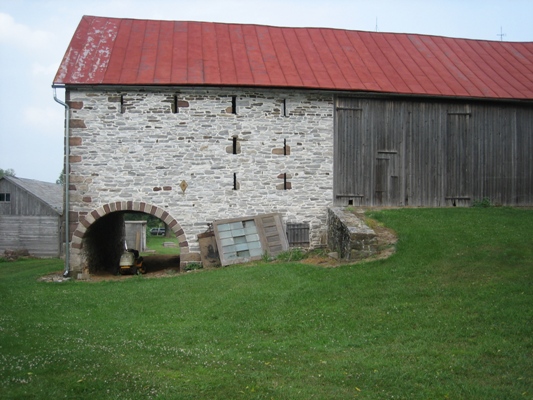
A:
213 213 288 266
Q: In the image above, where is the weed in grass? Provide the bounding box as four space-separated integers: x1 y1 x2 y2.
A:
261 251 274 262
472 197 493 208
275 248 306 262
364 216 383 230
184 262 203 271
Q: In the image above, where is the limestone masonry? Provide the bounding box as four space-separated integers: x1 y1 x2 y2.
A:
67 86 335 270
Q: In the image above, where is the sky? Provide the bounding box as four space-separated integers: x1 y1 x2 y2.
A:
0 0 532 183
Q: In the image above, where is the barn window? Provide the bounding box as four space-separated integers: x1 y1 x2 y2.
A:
286 222 310 247
282 99 288 117
0 193 11 202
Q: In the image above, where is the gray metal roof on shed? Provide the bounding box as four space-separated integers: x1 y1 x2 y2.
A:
2 176 63 215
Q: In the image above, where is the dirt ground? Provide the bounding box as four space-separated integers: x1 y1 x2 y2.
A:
39 254 181 282
39 224 397 282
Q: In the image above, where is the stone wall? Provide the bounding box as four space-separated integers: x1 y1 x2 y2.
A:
327 208 377 261
66 86 334 270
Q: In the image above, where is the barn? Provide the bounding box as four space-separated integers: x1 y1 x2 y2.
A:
53 16 533 274
0 176 63 257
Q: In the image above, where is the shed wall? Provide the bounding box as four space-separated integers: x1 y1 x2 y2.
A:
0 215 61 257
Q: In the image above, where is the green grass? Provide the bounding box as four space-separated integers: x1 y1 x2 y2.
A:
1 208 532 399
143 235 180 255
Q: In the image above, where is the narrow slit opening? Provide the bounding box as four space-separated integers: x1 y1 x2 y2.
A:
233 173 237 190
173 95 178 113
231 96 237 114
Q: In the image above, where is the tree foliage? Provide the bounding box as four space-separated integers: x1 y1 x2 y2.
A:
0 168 16 178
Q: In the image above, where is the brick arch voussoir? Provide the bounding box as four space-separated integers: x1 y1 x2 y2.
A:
71 201 189 254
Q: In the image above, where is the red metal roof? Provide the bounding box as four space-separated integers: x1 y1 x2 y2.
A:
54 15 533 100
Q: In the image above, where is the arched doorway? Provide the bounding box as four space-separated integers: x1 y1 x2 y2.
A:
68 201 189 274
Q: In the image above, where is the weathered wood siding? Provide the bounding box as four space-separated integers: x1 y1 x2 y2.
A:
0 179 62 257
0 215 61 257
334 97 533 207
0 179 59 217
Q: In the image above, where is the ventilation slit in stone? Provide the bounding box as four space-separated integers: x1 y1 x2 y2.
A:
173 95 178 113
231 96 237 114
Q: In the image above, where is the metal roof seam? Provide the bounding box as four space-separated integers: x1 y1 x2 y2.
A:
499 43 533 81
478 41 530 97
374 33 417 94
312 28 349 89
408 35 453 96
442 38 495 98
305 28 337 88
387 34 435 94
146 19 162 84
460 39 513 98
102 18 126 83
293 28 321 88
119 18 142 84
261 26 288 86
334 30 371 91
430 37 483 98
253 24 273 86
357 32 399 93
152 20 170 84
326 29 363 89
213 23 224 85
498 43 533 97
272 27 303 87
232 24 254 85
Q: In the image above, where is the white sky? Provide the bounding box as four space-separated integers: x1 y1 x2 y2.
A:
0 0 532 183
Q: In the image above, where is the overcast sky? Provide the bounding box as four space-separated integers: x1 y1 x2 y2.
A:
1 0 532 183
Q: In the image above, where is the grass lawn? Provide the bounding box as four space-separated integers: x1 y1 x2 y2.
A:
144 235 181 256
0 208 532 399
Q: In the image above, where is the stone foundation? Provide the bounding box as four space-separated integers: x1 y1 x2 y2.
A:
327 207 377 260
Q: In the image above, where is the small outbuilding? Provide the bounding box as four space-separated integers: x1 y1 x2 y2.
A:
0 176 63 257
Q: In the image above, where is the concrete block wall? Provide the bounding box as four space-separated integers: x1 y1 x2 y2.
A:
66 86 334 270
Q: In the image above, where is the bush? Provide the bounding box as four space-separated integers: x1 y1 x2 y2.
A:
472 197 492 208
275 248 306 262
